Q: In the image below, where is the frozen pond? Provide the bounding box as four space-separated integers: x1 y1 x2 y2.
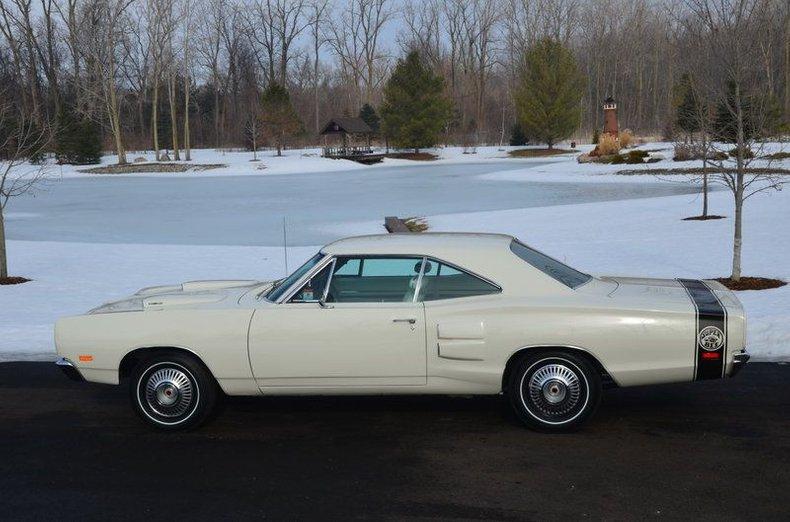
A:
6 162 703 246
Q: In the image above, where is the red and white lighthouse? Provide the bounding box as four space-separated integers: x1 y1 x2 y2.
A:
603 96 618 137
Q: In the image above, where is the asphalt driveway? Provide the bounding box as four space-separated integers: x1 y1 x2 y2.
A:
0 361 788 520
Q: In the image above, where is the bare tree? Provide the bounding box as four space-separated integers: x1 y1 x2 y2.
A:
328 0 392 110
307 0 329 133
83 0 135 164
182 0 193 160
684 0 787 281
0 107 49 279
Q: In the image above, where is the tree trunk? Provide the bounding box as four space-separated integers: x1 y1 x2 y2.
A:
184 75 191 160
731 83 746 282
702 173 709 217
152 79 160 161
731 182 744 281
701 132 709 217
108 80 127 165
0 205 7 279
168 73 180 160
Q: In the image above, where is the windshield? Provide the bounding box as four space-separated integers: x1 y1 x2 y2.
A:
265 252 325 301
510 240 592 289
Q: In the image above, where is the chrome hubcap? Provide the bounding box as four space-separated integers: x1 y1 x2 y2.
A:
527 363 582 418
145 367 194 418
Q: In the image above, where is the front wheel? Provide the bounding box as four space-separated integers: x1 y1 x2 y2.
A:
130 352 219 431
508 351 601 432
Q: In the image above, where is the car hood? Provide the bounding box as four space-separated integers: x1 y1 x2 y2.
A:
88 280 270 314
136 280 268 310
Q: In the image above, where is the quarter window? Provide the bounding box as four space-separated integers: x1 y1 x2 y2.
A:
289 263 333 303
509 240 591 289
327 257 423 303
417 259 500 301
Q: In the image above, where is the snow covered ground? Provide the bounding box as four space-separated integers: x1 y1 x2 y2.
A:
1 142 788 361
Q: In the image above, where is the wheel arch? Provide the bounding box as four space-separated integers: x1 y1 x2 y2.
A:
119 345 213 382
501 345 618 393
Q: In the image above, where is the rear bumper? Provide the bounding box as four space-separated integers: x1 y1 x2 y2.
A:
729 350 750 377
56 357 85 382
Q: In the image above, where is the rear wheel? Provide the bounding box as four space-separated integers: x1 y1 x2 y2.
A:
508 351 601 432
130 352 219 431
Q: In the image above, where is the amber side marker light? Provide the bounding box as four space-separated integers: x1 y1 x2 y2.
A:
78 355 94 362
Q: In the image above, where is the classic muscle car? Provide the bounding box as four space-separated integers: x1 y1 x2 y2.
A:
55 233 749 431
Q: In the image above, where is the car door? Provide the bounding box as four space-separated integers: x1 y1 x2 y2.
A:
248 256 427 390
419 259 504 389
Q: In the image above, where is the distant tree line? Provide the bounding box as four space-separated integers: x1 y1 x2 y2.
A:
0 0 786 162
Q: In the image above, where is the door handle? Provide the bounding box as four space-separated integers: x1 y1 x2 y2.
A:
393 318 416 324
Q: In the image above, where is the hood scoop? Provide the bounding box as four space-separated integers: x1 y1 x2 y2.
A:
143 293 227 309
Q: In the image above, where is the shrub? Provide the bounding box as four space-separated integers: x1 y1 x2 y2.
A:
619 129 634 148
591 128 600 145
729 146 754 159
625 150 648 164
673 143 706 162
596 133 620 155
509 122 528 146
610 154 626 164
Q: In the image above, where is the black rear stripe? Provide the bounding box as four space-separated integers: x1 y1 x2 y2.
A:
677 279 727 380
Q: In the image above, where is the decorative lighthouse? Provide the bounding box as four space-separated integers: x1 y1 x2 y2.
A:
602 96 618 137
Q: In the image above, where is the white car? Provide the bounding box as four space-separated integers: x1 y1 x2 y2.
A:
55 233 749 431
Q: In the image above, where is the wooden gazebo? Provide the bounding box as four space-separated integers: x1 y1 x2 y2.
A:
320 117 382 164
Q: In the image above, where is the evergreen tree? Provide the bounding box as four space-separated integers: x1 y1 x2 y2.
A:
74 119 102 164
674 73 701 139
157 103 173 152
380 51 450 153
358 103 380 134
260 83 302 156
591 128 600 145
713 81 756 143
509 122 527 146
514 38 584 149
55 105 101 165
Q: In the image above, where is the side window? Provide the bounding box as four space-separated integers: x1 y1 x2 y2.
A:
327 257 423 303
418 259 500 301
289 263 333 303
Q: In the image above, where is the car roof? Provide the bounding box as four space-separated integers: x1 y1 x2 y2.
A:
321 232 573 296
322 232 515 257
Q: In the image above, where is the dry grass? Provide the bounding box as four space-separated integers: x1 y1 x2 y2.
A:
715 277 786 291
81 163 226 174
508 148 573 158
596 134 620 156
403 217 429 232
619 129 635 148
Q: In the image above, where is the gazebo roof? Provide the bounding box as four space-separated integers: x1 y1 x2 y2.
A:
320 117 373 135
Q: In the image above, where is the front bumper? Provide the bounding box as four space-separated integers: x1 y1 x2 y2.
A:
56 357 85 382
729 350 750 377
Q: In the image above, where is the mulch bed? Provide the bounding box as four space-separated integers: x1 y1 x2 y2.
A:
0 276 31 285
715 277 786 291
80 163 226 174
384 152 438 161
618 166 790 176
682 215 726 221
508 148 573 158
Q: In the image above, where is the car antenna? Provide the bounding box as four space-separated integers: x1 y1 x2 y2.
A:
282 216 289 276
